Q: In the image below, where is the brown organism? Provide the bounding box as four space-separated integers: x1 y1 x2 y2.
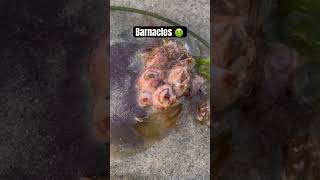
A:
153 84 177 110
137 40 206 114
167 65 192 97
143 47 169 68
137 67 165 92
138 91 153 107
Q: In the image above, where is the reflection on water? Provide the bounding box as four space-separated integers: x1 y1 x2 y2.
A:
134 103 182 140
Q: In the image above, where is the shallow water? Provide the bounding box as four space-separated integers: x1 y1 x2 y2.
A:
110 42 146 149
110 41 208 159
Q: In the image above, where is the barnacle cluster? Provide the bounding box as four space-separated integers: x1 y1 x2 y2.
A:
136 40 202 110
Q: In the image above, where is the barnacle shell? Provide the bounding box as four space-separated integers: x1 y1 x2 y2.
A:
177 57 194 70
197 101 210 124
144 47 169 68
137 67 165 92
167 65 191 97
163 40 188 61
153 84 177 110
189 75 205 97
138 91 153 107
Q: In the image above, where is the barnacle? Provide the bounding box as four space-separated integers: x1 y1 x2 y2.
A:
190 75 205 97
167 65 191 97
144 47 169 68
137 40 208 122
137 40 201 110
197 101 210 124
138 91 153 107
137 67 165 92
153 84 177 110
163 40 187 61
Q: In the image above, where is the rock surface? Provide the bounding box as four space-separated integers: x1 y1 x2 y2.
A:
110 0 210 179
